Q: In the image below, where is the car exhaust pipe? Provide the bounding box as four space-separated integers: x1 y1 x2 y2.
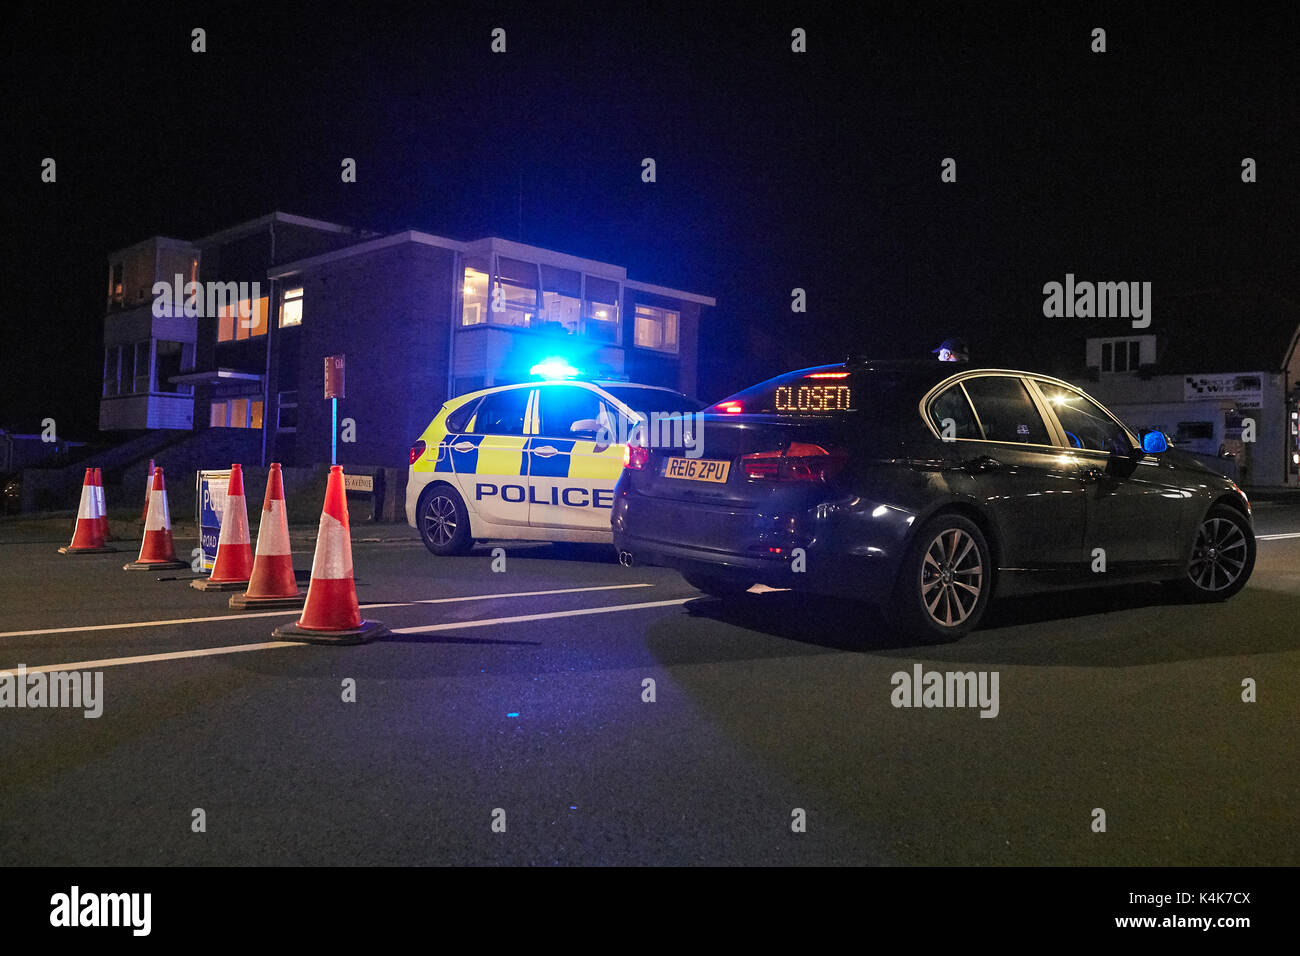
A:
618 550 635 568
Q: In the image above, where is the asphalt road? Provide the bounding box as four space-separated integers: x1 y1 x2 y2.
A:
2 500 1298 866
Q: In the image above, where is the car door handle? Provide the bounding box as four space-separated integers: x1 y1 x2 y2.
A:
451 441 476 453
532 445 560 458
963 455 1002 473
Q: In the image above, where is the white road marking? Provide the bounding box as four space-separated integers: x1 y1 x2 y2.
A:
391 597 695 634
16 642 307 674
0 584 653 638
414 584 651 603
1256 532 1300 541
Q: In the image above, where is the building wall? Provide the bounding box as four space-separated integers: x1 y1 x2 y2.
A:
1075 371 1289 486
287 243 456 468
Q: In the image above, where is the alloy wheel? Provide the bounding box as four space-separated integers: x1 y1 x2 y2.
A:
423 494 459 546
919 528 984 627
1187 516 1249 593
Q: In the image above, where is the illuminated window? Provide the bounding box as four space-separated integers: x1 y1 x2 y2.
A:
109 262 123 307
462 258 489 326
236 298 268 339
210 402 228 427
583 276 620 343
218 302 235 342
230 398 249 428
250 400 264 429
494 257 539 328
280 287 304 327
634 305 679 352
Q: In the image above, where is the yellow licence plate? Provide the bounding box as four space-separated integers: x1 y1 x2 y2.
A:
664 457 731 483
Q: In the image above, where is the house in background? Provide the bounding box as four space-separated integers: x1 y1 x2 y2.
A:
1066 289 1300 487
97 212 714 472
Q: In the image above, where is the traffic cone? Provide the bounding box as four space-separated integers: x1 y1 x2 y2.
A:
124 467 188 570
272 465 386 644
58 469 116 553
93 468 110 544
140 459 155 523
193 464 254 591
230 463 304 609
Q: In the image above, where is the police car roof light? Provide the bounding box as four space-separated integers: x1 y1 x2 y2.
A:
530 358 581 380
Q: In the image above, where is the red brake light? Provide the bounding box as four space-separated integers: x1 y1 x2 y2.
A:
409 440 426 465
716 401 743 414
805 371 850 379
741 442 847 481
624 444 651 470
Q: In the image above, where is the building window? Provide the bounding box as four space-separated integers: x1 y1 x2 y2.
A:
210 402 228 427
155 341 185 393
540 265 582 334
634 305 679 352
462 258 489 326
218 297 268 342
109 262 124 307
280 287 304 327
582 275 620 343
277 391 298 432
250 400 264 429
1099 337 1144 373
103 346 121 397
494 257 539 328
230 398 248 427
133 341 151 394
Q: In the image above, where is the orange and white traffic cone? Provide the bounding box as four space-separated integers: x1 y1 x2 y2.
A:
193 464 255 591
140 459 155 523
59 469 116 553
272 465 386 644
124 467 188 570
93 467 110 544
230 463 304 609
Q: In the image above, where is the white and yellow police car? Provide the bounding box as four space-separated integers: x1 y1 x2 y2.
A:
406 374 701 555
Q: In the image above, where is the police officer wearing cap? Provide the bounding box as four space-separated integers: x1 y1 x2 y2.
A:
933 337 969 363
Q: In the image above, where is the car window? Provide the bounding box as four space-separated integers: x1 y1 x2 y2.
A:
960 376 1051 445
537 386 606 439
472 388 531 436
928 384 981 440
445 397 480 433
1035 381 1134 455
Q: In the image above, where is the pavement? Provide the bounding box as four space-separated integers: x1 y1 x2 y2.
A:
1 500 1298 866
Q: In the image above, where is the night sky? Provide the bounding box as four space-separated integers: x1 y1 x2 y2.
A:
7 2 1298 438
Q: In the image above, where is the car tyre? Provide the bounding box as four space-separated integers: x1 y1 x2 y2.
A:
681 570 754 600
885 513 992 642
1170 504 1255 602
417 484 473 556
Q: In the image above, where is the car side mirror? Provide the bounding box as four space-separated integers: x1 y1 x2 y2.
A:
570 418 602 436
1140 430 1168 454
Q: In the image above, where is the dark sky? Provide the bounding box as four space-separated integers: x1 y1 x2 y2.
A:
6 1 1298 436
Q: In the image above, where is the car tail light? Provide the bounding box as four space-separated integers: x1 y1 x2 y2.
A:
624 444 651 470
715 400 743 414
741 442 847 482
409 440 426 465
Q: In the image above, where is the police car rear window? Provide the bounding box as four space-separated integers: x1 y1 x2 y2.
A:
445 398 480 433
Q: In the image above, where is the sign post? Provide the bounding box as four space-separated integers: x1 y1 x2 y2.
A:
325 354 346 465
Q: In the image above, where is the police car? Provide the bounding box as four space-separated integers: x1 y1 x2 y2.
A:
407 374 702 555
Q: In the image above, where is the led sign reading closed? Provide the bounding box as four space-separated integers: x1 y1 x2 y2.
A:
774 384 852 412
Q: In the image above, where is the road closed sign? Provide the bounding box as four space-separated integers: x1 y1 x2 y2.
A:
196 470 231 571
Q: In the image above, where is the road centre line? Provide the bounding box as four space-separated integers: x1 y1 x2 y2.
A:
0 584 653 638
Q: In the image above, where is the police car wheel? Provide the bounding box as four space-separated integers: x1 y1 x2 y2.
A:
885 513 991 643
418 485 472 556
